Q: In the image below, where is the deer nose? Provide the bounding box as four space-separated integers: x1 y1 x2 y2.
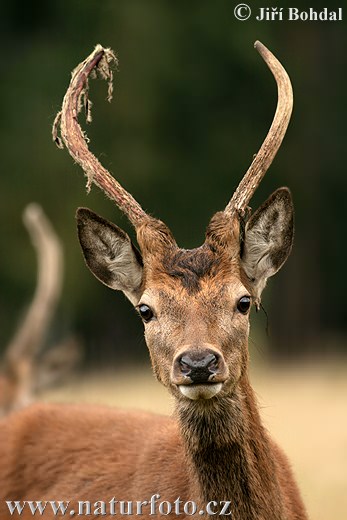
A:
177 351 221 384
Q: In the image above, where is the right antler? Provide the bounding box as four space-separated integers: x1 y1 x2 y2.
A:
224 41 293 218
53 45 149 229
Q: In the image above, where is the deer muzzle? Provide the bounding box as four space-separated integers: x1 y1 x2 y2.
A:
171 348 228 400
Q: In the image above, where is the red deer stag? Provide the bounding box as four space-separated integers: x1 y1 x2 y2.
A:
0 204 81 416
0 42 307 519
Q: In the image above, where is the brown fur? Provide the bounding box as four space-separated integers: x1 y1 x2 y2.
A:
0 380 306 519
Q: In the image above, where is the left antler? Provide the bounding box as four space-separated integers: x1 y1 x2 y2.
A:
224 41 293 218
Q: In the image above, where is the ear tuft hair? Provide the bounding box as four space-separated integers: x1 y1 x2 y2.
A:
241 188 294 306
76 208 143 305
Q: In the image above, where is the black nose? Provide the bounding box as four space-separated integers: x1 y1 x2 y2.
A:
179 352 219 384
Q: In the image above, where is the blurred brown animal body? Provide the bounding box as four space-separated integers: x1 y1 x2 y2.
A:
0 42 307 519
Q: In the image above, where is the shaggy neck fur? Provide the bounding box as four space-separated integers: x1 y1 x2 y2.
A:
176 375 286 520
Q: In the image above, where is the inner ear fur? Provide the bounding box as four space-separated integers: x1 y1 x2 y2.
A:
76 208 143 305
241 188 294 305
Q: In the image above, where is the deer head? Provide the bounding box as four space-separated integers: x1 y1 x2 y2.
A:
54 41 293 402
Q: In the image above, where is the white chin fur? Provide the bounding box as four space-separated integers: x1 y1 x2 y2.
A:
179 383 223 400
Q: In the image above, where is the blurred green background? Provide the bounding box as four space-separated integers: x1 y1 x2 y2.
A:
1 0 346 366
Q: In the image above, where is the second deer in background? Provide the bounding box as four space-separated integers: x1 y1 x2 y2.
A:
0 204 81 416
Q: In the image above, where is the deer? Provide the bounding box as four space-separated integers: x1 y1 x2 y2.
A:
0 42 308 519
0 204 81 417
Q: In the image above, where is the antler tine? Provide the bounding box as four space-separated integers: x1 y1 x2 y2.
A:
225 41 293 218
53 45 148 228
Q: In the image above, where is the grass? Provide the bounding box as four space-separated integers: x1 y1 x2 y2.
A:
43 359 347 520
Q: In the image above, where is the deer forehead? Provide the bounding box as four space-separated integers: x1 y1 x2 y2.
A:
142 244 247 294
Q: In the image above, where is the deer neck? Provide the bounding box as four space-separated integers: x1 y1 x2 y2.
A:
175 374 286 519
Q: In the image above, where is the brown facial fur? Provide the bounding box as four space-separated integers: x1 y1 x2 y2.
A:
136 238 251 400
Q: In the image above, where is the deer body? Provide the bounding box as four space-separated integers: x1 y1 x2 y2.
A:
0 42 307 519
0 388 305 519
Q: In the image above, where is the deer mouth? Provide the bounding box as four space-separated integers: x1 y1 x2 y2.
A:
178 382 223 400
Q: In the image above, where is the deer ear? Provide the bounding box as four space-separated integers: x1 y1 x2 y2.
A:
241 188 294 307
76 208 143 305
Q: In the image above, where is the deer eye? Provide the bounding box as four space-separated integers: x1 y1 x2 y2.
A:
237 296 251 314
138 304 154 323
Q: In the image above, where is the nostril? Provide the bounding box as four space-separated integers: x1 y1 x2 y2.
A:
179 355 192 375
205 353 219 373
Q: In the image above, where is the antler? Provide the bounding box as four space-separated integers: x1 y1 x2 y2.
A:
53 44 148 228
224 41 293 218
2 204 63 412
